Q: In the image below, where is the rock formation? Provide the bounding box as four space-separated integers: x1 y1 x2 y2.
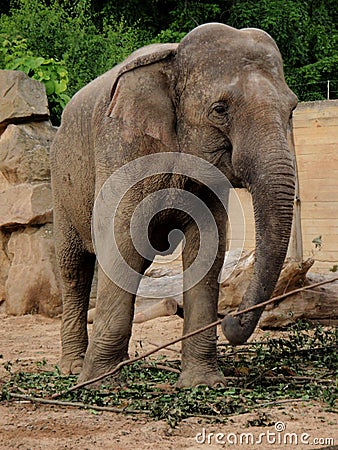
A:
0 70 61 316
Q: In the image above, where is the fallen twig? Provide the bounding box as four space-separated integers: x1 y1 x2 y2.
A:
8 392 148 414
217 342 262 347
50 276 338 399
16 386 29 394
140 363 180 374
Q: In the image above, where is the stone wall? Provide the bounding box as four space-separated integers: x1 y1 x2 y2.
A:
0 70 62 316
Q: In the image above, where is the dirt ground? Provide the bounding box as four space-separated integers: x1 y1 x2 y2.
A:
0 313 337 450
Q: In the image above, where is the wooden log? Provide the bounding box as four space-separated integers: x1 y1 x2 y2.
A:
269 258 314 298
260 277 338 328
218 250 255 313
87 297 178 324
219 251 338 328
218 251 315 315
133 297 178 323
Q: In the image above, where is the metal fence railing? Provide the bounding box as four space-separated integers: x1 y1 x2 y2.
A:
287 80 338 102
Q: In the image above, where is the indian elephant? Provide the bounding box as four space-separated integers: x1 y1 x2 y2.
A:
50 23 297 387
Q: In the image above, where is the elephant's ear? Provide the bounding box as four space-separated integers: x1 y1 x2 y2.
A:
107 44 178 151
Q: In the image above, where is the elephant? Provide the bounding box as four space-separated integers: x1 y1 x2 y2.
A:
50 23 297 387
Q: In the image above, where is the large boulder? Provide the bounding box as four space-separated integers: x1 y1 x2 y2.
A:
0 122 55 184
5 224 62 317
0 70 49 134
0 182 53 227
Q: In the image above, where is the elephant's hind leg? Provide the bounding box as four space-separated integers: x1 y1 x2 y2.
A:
55 211 96 375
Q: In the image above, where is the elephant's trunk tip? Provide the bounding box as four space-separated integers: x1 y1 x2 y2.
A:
221 314 255 346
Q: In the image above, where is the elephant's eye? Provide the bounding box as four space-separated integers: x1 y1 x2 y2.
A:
208 102 229 125
214 104 227 114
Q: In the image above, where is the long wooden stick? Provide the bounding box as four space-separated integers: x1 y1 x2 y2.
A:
50 276 338 399
9 392 148 414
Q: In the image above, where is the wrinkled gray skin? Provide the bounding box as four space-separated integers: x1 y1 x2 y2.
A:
51 23 297 387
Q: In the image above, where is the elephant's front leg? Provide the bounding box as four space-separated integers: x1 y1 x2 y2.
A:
178 212 226 388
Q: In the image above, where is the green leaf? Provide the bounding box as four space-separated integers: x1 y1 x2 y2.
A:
25 56 44 69
44 80 55 95
54 79 67 94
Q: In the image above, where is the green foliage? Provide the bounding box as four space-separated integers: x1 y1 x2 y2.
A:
153 1 221 43
1 321 337 426
287 56 338 101
97 0 171 34
0 37 70 123
229 0 311 68
162 1 221 34
227 0 338 101
0 0 151 123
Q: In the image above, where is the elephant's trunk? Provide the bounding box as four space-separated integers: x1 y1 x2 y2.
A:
222 124 295 345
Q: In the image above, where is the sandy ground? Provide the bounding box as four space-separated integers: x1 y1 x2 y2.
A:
0 313 337 450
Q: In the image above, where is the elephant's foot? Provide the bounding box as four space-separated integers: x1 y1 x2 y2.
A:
77 352 130 388
60 354 84 375
177 367 226 388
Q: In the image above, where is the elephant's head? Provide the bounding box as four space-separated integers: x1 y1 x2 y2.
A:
108 23 297 345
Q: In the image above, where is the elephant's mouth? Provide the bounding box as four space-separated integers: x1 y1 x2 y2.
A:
201 140 243 188
221 146 244 188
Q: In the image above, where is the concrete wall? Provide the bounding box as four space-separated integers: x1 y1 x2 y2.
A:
227 100 338 273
